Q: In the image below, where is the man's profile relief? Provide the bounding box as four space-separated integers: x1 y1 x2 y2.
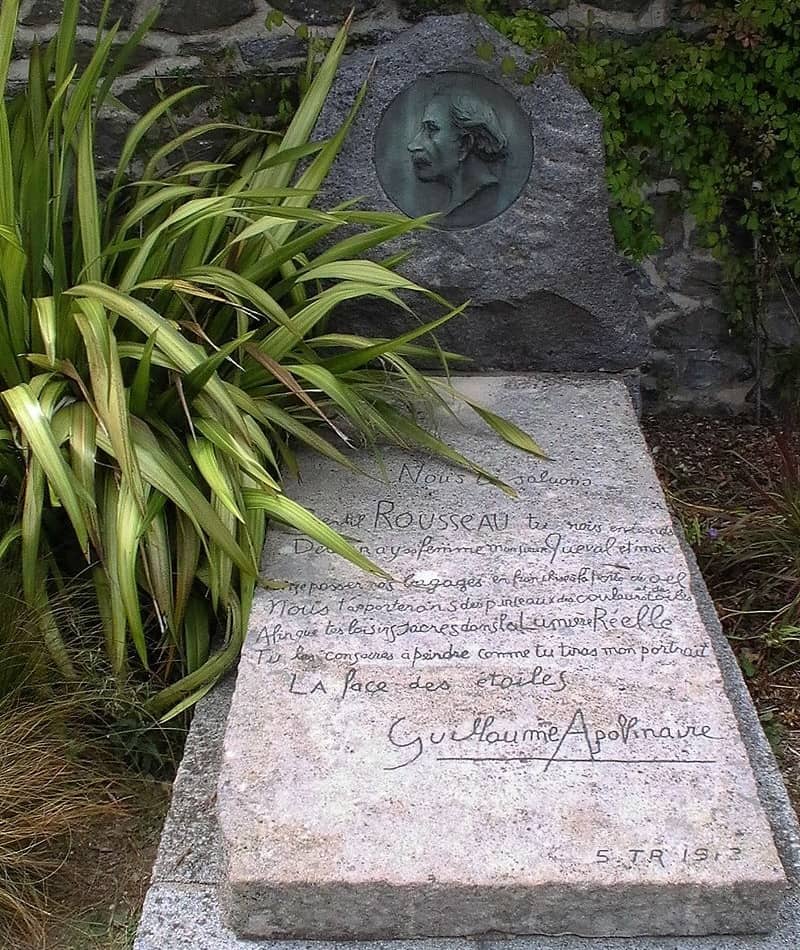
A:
375 73 532 230
407 92 508 224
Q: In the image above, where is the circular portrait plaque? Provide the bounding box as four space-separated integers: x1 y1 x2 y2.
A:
373 71 533 230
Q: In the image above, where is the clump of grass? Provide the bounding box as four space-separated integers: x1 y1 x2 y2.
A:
0 695 123 950
714 429 800 659
0 564 150 948
0 568 49 699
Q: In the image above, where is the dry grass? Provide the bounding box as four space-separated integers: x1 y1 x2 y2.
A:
643 413 800 814
0 695 124 950
41 774 169 950
0 567 175 948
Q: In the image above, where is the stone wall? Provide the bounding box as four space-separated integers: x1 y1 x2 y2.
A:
8 0 798 414
641 179 800 414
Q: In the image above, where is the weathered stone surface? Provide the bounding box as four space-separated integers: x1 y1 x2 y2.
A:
587 0 657 12
665 309 749 385
269 1 377 25
156 0 256 34
764 290 800 351
238 34 307 68
137 876 800 950
73 39 158 71
506 0 575 10
117 75 207 119
398 1 477 19
21 0 133 27
644 307 752 412
218 375 786 940
94 110 136 173
314 16 649 373
135 380 800 949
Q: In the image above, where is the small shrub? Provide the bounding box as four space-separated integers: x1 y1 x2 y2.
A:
0 0 542 722
486 0 800 354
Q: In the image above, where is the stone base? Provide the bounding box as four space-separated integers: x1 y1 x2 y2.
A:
135 656 800 950
135 375 800 949
217 375 787 939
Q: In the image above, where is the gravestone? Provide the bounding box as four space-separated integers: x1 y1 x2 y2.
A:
314 14 653 374
217 376 787 939
133 11 798 949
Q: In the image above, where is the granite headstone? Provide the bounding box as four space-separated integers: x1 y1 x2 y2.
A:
314 15 650 374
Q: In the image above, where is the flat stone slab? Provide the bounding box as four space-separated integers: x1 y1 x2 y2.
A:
217 375 787 940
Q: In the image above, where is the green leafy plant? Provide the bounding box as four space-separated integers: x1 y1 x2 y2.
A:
486 1 800 346
0 0 541 721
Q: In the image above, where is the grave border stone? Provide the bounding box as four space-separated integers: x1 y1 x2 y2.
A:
134 375 800 950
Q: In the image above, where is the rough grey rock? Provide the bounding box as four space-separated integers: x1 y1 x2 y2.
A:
395 2 467 21
117 75 207 120
238 34 307 68
588 0 658 12
653 307 749 386
269 1 378 24
643 308 753 413
94 110 136 172
764 290 800 351
156 0 257 34
509 1 570 12
314 15 649 374
135 376 800 950
137 880 800 950
21 0 133 27
73 38 158 71
666 253 724 301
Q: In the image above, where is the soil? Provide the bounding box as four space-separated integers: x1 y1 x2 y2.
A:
39 779 170 950
35 414 800 947
641 413 800 816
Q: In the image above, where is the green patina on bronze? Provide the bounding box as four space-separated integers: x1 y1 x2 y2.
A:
374 71 533 229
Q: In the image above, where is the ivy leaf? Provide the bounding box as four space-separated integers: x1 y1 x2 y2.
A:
475 40 494 62
739 651 757 679
501 56 516 76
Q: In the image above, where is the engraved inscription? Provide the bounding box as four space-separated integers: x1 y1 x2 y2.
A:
220 381 787 932
246 451 730 818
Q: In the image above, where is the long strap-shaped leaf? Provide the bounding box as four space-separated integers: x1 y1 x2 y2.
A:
251 18 350 192
105 84 208 231
3 382 92 554
0 0 21 229
97 418 256 577
371 398 518 497
73 298 146 512
188 438 245 523
321 301 469 375
66 282 249 439
243 489 390 579
260 283 410 363
194 417 280 492
147 593 245 720
434 383 551 460
227 387 361 474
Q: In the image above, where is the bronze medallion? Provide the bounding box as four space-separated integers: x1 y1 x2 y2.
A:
374 71 533 230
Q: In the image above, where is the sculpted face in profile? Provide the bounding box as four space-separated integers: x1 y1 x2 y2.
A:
374 72 532 229
406 92 509 219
